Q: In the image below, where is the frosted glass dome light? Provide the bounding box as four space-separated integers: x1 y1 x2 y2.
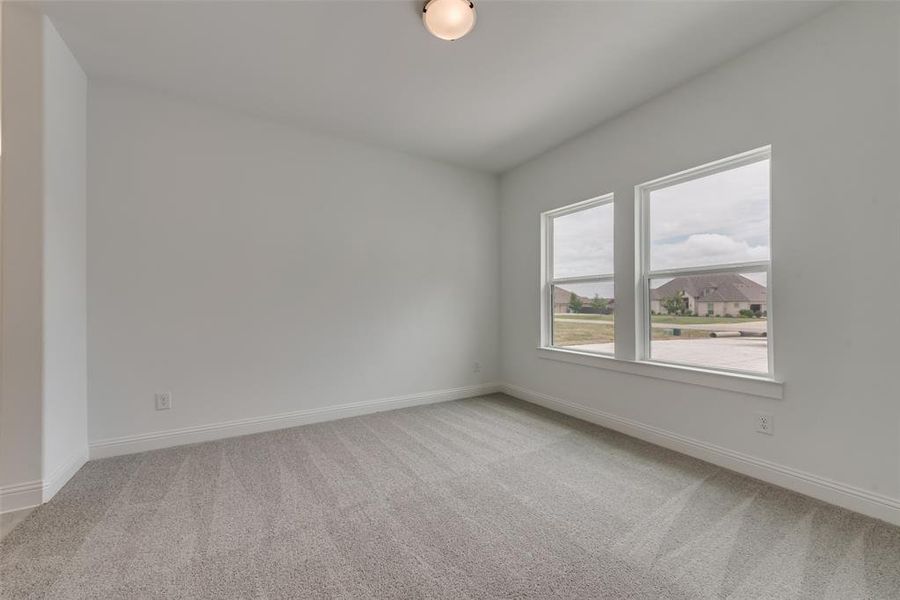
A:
423 0 476 41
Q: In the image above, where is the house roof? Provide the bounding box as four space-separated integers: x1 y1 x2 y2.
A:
553 287 614 304
650 273 767 303
553 287 586 304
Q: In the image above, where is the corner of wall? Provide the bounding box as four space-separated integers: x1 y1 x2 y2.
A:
38 11 89 502
0 4 89 513
1 0 46 506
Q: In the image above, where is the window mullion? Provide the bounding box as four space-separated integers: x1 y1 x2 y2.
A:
551 274 614 286
647 261 770 280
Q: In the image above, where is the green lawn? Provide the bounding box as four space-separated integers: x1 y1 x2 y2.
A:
554 313 761 325
552 319 614 345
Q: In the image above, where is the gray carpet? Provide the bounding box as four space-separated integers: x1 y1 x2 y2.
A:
2 394 899 599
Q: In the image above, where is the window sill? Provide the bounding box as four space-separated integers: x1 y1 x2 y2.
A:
537 347 783 400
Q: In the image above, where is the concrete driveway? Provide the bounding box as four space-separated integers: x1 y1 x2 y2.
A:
563 337 768 373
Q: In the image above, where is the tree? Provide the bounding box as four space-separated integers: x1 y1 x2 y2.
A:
661 290 688 315
591 294 609 312
568 292 583 313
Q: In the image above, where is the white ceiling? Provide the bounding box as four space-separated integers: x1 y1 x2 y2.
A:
43 1 832 173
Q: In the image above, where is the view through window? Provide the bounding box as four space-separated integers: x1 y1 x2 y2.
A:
642 149 771 374
547 196 615 354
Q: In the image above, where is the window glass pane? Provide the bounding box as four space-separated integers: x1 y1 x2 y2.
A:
649 159 769 271
648 271 768 373
553 202 614 278
552 281 615 354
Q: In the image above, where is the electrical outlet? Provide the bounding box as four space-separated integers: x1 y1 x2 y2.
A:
756 413 773 435
473 362 482 373
155 391 172 411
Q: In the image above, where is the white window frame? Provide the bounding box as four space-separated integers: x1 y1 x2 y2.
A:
540 193 615 356
635 146 774 377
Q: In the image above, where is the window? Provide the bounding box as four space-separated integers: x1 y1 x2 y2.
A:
638 147 771 375
542 195 614 355
539 147 776 392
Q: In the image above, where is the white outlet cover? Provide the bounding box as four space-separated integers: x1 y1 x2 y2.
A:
155 392 172 411
756 413 773 435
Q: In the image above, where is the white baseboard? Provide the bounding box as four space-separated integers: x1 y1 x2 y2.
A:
0 480 43 514
43 449 89 503
90 383 501 459
1 449 90 514
501 382 900 527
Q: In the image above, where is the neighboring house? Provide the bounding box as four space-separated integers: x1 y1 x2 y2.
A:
553 287 614 314
650 273 767 316
553 287 584 313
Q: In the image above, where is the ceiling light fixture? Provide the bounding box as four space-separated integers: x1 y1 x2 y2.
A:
423 0 476 41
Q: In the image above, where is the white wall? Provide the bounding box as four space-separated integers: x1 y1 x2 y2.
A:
87 83 499 445
500 1 900 515
0 5 88 511
1 3 45 503
41 16 88 495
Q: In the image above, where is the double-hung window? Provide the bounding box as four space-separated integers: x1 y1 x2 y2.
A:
637 147 772 375
540 146 775 387
542 194 615 355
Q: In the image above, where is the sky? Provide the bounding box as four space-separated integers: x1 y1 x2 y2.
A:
553 202 614 278
552 158 770 290
649 159 770 271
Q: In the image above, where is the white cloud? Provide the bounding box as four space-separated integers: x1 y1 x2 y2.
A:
652 233 769 271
